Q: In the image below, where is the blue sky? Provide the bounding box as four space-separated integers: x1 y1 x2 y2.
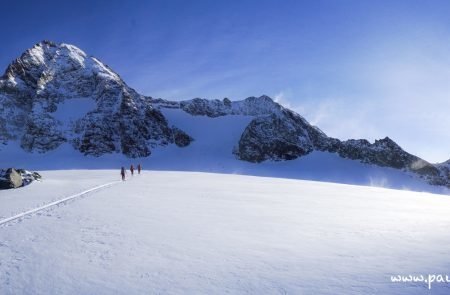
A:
1 0 449 162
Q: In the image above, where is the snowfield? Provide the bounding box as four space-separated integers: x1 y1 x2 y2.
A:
1 171 450 294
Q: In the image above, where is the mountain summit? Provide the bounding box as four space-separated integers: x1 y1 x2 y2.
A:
0 41 191 157
0 41 448 190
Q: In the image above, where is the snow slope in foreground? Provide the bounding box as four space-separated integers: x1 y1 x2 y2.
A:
1 171 450 294
0 108 448 195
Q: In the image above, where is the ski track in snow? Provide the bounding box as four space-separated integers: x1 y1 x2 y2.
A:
0 181 119 227
1 170 450 294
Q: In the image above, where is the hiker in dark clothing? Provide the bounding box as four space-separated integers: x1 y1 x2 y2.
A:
137 164 141 174
120 167 125 181
130 164 134 176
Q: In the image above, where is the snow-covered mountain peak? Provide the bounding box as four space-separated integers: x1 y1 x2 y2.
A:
234 95 283 116
240 94 276 106
0 41 191 157
372 137 402 150
1 41 123 95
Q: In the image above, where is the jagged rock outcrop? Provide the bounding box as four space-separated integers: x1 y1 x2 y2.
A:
0 168 42 189
0 168 23 189
235 108 328 162
172 128 193 147
436 160 450 185
0 41 191 157
330 138 442 184
153 95 286 117
237 114 313 162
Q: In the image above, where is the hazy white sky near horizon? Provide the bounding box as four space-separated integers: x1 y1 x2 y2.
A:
1 0 449 162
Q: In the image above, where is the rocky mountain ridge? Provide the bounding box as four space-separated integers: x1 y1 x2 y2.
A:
153 96 448 187
0 41 448 188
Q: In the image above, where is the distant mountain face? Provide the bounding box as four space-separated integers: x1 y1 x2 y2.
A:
0 41 448 189
0 40 191 157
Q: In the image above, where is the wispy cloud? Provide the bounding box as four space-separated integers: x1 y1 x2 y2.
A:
268 29 450 163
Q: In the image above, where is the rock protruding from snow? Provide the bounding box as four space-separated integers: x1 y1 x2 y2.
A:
0 168 41 189
437 160 450 186
0 41 191 157
0 168 23 189
235 109 327 162
172 127 193 147
329 137 443 184
234 109 445 187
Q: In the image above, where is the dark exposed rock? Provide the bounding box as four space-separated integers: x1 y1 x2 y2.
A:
173 128 193 147
0 168 23 189
180 98 229 117
330 137 443 185
75 115 118 156
21 114 66 152
0 168 42 189
15 169 42 186
223 97 231 107
178 95 284 118
237 113 315 162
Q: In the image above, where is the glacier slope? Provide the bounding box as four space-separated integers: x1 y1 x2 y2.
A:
1 171 450 294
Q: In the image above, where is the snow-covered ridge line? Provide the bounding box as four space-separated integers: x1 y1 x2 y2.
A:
0 181 119 226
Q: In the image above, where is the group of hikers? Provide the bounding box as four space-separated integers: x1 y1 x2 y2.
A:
120 164 142 181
